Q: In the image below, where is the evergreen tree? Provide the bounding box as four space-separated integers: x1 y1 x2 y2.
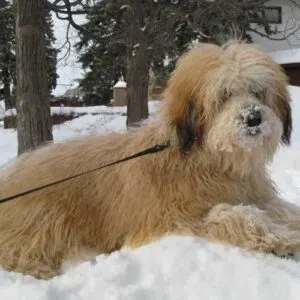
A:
76 2 126 105
76 0 273 125
76 1 196 109
45 6 59 95
0 1 58 110
16 0 53 154
0 0 15 109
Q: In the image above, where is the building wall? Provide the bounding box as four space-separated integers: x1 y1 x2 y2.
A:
250 0 300 52
113 87 127 106
282 64 300 86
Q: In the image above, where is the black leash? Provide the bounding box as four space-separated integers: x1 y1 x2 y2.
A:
0 142 170 205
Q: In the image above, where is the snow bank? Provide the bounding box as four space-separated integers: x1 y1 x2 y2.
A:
270 48 300 65
4 106 127 117
0 89 300 299
4 101 161 118
0 101 161 166
269 85 300 205
1 236 300 300
51 105 126 116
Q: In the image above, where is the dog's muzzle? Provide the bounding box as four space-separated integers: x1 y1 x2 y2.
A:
234 103 275 150
241 106 262 136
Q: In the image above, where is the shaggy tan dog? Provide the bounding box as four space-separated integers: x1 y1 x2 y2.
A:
0 41 300 279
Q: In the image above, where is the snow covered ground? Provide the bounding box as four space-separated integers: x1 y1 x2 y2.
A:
0 89 300 299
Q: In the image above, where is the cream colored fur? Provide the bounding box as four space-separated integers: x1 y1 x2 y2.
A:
0 41 299 279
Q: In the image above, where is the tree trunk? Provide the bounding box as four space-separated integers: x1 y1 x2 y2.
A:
16 0 53 155
126 40 150 127
126 3 150 127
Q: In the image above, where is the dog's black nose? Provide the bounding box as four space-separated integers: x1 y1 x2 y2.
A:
244 108 261 127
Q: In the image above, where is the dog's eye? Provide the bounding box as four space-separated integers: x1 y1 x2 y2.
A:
223 90 232 101
251 89 266 101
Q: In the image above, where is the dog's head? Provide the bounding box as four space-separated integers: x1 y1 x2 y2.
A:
162 42 292 171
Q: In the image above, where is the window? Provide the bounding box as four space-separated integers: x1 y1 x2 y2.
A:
262 6 282 24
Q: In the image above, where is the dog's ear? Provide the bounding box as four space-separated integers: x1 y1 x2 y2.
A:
175 101 203 153
281 99 292 145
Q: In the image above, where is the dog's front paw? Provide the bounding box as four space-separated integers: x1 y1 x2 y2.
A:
248 232 299 258
265 239 300 259
270 238 300 258
271 250 295 259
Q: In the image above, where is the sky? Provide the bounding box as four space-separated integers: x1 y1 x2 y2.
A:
52 14 86 97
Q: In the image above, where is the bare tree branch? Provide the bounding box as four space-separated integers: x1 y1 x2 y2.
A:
48 0 102 41
249 26 300 41
57 22 72 63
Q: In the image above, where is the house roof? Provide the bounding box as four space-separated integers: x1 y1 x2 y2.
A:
114 81 127 88
270 48 300 65
63 87 80 98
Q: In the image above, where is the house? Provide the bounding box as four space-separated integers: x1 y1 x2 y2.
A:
111 80 128 106
51 87 84 107
251 0 300 52
270 48 300 86
250 0 300 86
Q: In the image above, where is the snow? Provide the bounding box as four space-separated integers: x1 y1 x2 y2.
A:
270 48 300 65
113 81 127 88
52 14 86 97
5 106 127 117
4 101 160 118
2 235 300 300
0 101 160 167
269 85 300 206
0 88 300 298
235 105 272 150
